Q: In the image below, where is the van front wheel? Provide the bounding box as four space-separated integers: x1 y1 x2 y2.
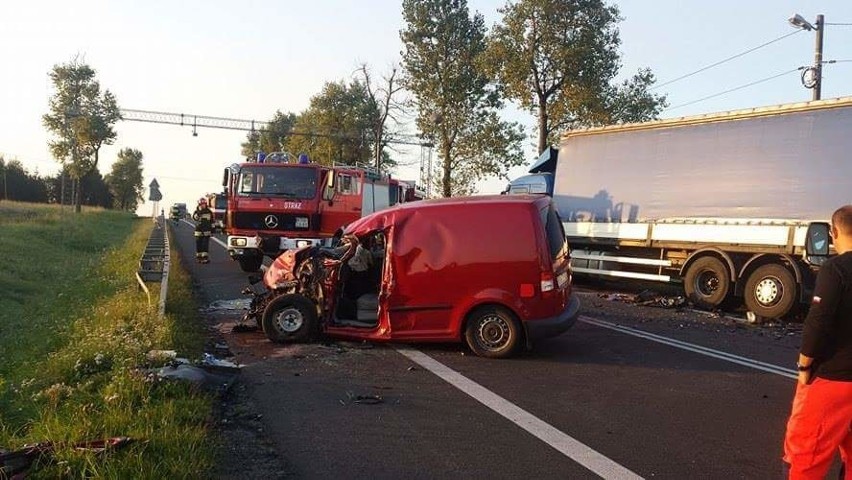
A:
464 306 522 359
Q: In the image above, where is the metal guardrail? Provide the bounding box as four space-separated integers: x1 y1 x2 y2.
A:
136 216 171 316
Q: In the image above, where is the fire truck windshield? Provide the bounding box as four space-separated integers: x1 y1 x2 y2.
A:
237 167 318 199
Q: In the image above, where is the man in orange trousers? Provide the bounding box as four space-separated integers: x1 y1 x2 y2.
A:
783 205 852 479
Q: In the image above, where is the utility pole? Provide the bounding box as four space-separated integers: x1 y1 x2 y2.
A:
813 14 825 101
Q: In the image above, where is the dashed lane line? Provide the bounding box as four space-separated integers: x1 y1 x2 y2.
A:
396 347 644 480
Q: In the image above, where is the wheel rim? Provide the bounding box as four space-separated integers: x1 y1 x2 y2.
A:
695 270 720 297
274 307 304 333
754 276 782 306
475 314 511 352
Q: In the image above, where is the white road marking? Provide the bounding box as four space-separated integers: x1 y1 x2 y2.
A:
579 316 797 379
396 348 643 480
179 219 228 249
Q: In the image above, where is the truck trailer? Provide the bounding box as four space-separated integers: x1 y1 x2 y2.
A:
506 97 846 319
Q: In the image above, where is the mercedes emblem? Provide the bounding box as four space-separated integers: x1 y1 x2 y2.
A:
264 214 279 229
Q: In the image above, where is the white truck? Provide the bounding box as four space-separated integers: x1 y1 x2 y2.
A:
506 97 851 319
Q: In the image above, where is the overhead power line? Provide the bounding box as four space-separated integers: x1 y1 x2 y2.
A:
825 22 852 26
119 108 431 147
664 67 802 111
651 30 802 91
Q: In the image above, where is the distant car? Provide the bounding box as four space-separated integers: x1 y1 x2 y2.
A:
243 195 579 358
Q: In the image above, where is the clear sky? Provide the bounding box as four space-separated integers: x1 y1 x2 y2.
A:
2 0 851 215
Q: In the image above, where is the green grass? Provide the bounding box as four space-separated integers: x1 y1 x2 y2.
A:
0 201 214 478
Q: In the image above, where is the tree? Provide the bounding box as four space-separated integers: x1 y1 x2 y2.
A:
285 80 379 167
240 110 298 159
42 57 120 212
0 158 49 203
357 64 406 173
485 0 667 153
105 148 145 211
401 0 525 197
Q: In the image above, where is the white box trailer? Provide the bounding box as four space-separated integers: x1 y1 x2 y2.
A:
507 98 848 319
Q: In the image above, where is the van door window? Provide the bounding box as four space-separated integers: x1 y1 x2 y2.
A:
541 205 568 262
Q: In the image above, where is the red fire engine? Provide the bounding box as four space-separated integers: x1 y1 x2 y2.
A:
222 152 420 272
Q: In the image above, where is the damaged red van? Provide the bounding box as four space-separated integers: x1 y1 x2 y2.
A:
244 194 580 358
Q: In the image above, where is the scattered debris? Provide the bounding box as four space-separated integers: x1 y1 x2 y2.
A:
144 353 241 394
201 299 251 313
1 437 135 479
146 350 178 362
231 323 259 333
406 366 418 372
597 290 686 309
353 395 383 405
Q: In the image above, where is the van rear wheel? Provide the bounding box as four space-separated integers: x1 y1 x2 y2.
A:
464 306 522 359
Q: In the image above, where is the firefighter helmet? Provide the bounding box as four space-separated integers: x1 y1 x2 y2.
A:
198 197 208 206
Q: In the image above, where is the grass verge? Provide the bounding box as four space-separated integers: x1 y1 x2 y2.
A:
0 201 214 478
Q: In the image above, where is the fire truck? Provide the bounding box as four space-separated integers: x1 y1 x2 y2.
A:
206 192 227 233
222 152 420 272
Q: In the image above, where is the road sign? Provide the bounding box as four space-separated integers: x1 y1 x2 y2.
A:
149 178 160 189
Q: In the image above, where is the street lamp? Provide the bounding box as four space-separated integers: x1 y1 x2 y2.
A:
788 13 824 100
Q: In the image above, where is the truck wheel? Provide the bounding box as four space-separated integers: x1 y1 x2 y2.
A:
464 306 522 359
744 264 797 319
684 256 731 310
262 294 319 343
238 255 263 272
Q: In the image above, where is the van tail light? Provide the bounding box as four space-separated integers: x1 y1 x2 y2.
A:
540 272 555 298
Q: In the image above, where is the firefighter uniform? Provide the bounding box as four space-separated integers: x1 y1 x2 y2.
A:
192 199 213 263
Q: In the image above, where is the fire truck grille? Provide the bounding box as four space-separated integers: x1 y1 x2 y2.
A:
233 212 311 231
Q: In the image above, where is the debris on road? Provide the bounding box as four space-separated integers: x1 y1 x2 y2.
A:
597 289 687 309
143 353 242 394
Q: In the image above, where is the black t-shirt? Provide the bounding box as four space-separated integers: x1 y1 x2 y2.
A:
801 251 852 380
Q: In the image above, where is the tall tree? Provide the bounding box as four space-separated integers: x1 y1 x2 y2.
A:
357 64 406 173
105 148 145 211
42 57 120 212
401 0 525 197
485 0 667 153
285 80 379 167
240 110 298 159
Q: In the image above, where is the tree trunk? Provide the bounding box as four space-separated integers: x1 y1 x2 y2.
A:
538 101 549 155
442 143 452 198
75 177 82 213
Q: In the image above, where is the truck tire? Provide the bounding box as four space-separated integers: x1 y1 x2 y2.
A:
262 294 319 343
238 255 263 272
744 263 797 319
464 306 522 359
684 256 731 310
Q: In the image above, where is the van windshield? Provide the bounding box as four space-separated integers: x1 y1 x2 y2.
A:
541 205 568 262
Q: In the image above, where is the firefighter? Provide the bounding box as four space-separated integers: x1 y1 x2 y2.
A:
192 197 213 263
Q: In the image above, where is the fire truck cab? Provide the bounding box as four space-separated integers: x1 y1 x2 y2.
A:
223 153 418 272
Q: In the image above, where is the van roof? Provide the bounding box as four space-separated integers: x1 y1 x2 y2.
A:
346 194 550 235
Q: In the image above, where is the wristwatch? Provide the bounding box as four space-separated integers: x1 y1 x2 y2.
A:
796 363 812 371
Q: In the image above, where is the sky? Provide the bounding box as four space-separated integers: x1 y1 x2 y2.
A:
2 0 852 215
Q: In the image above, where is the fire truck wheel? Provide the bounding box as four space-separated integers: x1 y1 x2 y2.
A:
464 305 522 359
744 263 797 320
683 256 731 310
238 255 263 272
262 294 319 343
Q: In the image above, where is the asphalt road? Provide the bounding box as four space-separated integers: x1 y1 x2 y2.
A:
169 220 836 479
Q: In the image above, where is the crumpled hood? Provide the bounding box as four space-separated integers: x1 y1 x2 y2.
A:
263 246 312 289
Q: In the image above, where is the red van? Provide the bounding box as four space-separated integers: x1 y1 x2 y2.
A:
244 195 579 358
